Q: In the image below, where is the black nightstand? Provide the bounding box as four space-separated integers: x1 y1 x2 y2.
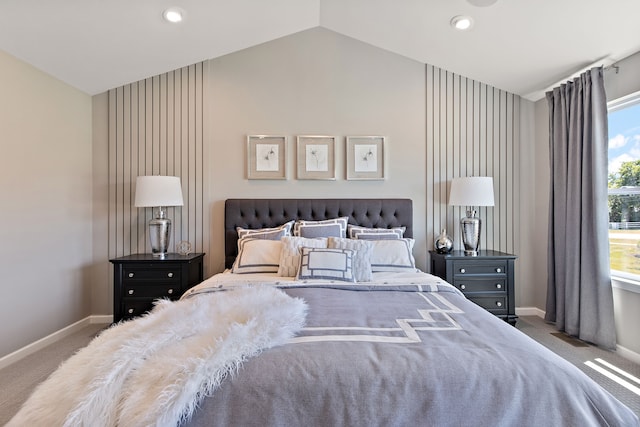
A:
110 253 205 323
430 250 518 325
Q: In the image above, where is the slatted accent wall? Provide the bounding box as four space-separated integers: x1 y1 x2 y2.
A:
426 65 520 255
108 62 209 262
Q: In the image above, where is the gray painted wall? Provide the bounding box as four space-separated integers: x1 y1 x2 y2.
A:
102 27 525 311
0 50 93 357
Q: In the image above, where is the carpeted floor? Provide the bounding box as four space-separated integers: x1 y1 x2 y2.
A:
515 315 640 417
0 316 638 424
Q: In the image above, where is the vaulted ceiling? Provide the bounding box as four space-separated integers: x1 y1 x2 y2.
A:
1 0 639 100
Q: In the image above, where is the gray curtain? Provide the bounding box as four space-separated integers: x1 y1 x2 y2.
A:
545 67 616 350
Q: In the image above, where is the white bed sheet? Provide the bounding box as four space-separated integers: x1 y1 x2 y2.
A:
181 269 460 299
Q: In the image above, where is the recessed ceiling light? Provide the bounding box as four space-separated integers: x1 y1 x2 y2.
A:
467 0 498 6
450 15 474 31
163 7 185 23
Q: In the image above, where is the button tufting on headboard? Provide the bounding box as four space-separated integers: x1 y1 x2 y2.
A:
224 199 413 269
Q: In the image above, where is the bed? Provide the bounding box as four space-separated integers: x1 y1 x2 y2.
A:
9 198 639 427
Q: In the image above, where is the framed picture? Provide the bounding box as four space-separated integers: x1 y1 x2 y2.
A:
247 135 287 180
346 136 386 180
296 135 336 180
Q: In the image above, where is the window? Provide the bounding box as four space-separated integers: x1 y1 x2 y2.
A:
608 91 640 283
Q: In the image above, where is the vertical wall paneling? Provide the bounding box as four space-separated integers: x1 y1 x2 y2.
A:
426 65 520 257
108 62 209 266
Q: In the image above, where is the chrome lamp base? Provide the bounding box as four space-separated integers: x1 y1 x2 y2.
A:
149 207 172 258
460 209 481 256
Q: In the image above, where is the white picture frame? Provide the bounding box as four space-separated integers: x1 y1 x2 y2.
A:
296 135 336 180
247 135 287 180
346 136 386 180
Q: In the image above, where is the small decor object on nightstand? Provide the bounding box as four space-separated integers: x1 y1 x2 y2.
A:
177 240 192 255
434 229 453 253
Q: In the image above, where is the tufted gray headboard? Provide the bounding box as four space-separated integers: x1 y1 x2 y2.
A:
224 199 413 269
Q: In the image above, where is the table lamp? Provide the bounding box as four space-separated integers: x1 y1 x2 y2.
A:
134 176 184 258
448 176 495 255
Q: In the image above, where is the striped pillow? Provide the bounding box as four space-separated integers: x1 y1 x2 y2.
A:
348 225 405 240
237 220 294 240
232 238 282 274
369 238 416 272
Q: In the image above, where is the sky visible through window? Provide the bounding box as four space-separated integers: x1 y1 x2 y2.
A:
608 102 640 176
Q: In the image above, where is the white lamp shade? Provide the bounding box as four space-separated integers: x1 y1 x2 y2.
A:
449 176 495 207
134 176 184 207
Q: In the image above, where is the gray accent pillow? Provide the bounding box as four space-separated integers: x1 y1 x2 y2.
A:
294 217 349 238
296 247 356 282
348 225 405 240
237 220 294 240
328 237 373 282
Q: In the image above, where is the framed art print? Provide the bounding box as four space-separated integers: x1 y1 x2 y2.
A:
296 135 336 180
247 135 287 180
346 136 386 180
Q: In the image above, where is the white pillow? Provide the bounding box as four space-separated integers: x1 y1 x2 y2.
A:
296 247 356 282
232 239 282 274
348 225 405 240
369 238 416 272
277 236 328 277
327 237 373 282
294 217 349 238
237 220 294 240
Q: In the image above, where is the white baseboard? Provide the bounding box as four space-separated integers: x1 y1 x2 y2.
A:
0 315 112 370
615 344 640 365
515 306 546 318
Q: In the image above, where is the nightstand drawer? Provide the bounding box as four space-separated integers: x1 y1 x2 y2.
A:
452 260 507 276
121 299 156 320
453 278 507 293
123 284 178 298
467 295 508 314
122 265 181 283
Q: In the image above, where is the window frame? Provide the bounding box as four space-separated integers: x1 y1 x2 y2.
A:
607 90 640 293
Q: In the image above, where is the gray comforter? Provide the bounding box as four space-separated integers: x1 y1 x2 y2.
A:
184 277 639 427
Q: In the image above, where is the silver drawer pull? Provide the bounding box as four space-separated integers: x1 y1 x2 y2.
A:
128 308 134 314
128 289 134 295
128 272 134 278
460 268 466 274
168 272 173 278
496 301 503 307
168 289 174 295
495 268 502 273
460 284 466 290
495 284 502 289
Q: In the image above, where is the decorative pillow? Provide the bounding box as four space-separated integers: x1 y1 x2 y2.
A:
369 238 416 272
237 220 294 240
296 247 356 282
327 237 373 282
294 217 349 238
232 239 282 274
348 225 406 240
277 236 328 277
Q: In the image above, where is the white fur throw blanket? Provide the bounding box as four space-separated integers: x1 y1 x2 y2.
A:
8 286 307 427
